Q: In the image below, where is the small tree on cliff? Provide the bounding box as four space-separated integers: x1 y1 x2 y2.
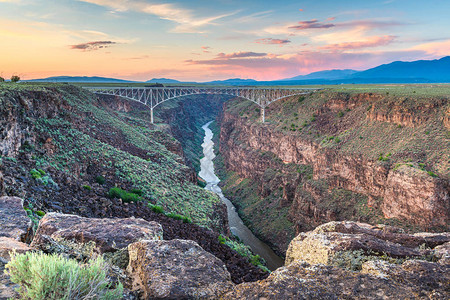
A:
11 75 20 83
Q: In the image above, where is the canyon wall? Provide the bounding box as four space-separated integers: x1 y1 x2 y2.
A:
219 91 449 254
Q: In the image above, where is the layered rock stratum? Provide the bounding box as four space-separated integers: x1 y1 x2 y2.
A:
218 90 449 254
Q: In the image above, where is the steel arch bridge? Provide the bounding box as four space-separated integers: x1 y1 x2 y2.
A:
84 86 319 123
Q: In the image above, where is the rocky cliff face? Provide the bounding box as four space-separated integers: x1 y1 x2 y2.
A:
219 91 449 254
0 84 229 232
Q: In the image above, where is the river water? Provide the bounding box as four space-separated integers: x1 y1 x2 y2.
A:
198 121 284 271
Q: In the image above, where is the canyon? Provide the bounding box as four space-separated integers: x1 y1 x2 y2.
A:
0 83 449 299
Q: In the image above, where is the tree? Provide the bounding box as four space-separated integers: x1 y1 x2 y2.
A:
11 75 20 83
0 76 4 82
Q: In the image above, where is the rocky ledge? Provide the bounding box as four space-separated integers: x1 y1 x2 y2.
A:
1 196 449 299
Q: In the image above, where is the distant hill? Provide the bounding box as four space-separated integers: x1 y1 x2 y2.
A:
26 76 135 83
146 78 181 83
283 69 359 81
206 78 257 85
354 56 450 81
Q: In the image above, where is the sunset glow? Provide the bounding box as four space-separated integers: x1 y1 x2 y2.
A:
1 0 449 81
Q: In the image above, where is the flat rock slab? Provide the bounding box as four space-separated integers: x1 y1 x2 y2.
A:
0 196 32 242
127 239 233 299
0 237 32 261
31 212 163 254
223 260 450 299
286 221 449 266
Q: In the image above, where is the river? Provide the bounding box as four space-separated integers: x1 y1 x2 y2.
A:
198 121 284 271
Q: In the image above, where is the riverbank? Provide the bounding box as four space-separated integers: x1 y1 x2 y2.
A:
199 121 283 271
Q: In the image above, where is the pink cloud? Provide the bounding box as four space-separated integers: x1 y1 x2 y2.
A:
201 46 211 53
255 38 291 45
216 51 267 59
320 35 396 51
289 19 335 30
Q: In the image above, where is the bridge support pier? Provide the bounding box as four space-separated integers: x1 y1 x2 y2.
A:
261 106 265 123
150 107 154 124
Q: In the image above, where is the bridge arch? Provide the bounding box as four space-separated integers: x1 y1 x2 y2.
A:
84 86 318 123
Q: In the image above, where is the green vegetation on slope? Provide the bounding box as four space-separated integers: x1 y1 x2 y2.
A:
226 86 449 177
0 83 224 231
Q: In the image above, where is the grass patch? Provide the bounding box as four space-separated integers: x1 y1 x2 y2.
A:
107 187 143 203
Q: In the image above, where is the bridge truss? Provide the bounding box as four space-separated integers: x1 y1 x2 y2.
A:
84 86 318 123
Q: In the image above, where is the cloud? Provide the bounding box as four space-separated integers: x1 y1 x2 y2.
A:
216 52 267 59
320 35 396 51
70 40 116 51
412 39 450 57
255 38 291 45
201 46 211 53
79 0 237 33
289 19 335 30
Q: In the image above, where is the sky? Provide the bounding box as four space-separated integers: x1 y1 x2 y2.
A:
1 0 449 81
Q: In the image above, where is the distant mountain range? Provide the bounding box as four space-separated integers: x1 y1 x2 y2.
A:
206 78 258 84
27 76 135 83
281 56 450 84
26 56 450 85
146 78 180 83
283 69 359 81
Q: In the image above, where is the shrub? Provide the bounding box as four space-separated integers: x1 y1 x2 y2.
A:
166 212 192 223
30 169 42 179
130 188 143 196
108 187 142 203
95 175 106 185
38 169 46 176
35 210 46 217
148 204 164 214
10 75 20 83
337 111 344 118
0 76 4 82
5 251 123 300
428 171 437 177
82 185 92 191
297 96 305 103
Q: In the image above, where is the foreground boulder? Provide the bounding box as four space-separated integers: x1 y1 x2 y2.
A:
222 259 449 299
0 237 32 261
31 212 163 265
127 239 234 299
0 196 32 243
286 221 450 266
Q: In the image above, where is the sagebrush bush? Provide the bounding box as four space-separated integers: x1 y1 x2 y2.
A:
5 251 123 300
108 187 142 203
95 175 106 185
